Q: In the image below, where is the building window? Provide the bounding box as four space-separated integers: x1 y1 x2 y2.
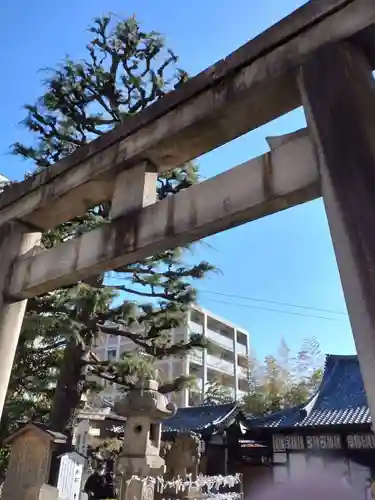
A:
108 334 117 344
218 328 231 338
220 350 235 363
237 331 248 346
107 349 117 361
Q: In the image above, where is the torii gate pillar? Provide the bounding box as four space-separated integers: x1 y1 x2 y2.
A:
0 222 40 418
299 41 375 425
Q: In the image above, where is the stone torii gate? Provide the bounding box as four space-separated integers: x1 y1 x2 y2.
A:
0 0 375 424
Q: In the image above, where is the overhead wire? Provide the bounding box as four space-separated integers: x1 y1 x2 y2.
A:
198 289 347 316
200 298 339 321
197 290 348 321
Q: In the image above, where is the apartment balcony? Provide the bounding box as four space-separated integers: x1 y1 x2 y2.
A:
237 342 248 356
188 321 203 336
190 320 232 350
190 349 248 380
189 350 234 376
206 327 234 351
206 353 235 376
189 320 249 354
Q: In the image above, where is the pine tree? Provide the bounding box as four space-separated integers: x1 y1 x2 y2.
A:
11 14 214 434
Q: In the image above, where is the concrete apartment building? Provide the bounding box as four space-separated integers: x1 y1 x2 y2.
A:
93 304 250 408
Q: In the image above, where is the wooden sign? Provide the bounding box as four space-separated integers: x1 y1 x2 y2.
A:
346 434 375 450
57 451 86 500
273 434 342 452
306 435 342 450
273 435 305 452
273 433 375 453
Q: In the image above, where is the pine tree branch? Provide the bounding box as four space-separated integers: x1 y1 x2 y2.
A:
98 324 149 350
88 367 118 384
113 265 158 275
99 284 174 301
87 366 136 390
31 341 66 352
83 351 110 367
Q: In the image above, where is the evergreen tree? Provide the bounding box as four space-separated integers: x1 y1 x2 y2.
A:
11 14 214 434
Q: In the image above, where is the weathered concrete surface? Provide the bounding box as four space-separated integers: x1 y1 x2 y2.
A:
8 129 320 299
39 484 58 500
0 222 41 420
0 0 374 230
111 161 158 219
299 43 375 430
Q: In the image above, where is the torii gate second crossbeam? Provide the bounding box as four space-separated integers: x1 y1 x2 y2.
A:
0 0 375 428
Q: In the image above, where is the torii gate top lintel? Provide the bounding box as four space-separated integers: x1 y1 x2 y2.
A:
0 0 373 234
1 0 375 432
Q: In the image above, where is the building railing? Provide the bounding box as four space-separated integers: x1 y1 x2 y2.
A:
188 320 203 335
237 342 247 356
189 321 249 357
206 353 234 376
206 327 234 350
190 350 248 381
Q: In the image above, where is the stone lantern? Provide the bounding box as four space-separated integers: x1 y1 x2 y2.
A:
114 379 177 500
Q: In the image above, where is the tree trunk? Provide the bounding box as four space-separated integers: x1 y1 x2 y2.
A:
49 338 86 434
50 274 104 434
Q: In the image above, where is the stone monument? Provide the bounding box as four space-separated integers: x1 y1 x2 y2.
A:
164 433 201 481
163 433 203 500
114 379 177 500
38 484 58 500
1 423 67 500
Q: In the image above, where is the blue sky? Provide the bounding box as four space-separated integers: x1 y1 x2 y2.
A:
0 0 355 360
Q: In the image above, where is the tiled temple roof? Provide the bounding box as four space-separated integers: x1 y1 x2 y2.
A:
162 402 238 434
108 402 238 437
247 354 370 429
